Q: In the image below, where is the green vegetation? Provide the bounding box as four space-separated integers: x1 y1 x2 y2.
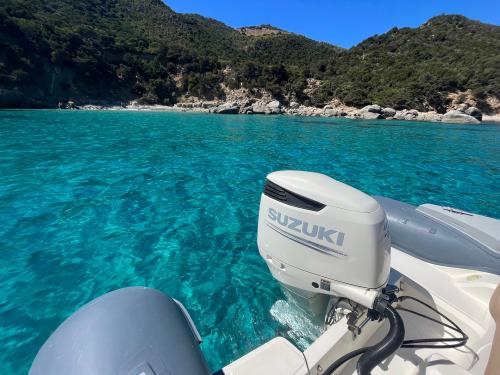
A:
0 0 499 111
312 16 500 112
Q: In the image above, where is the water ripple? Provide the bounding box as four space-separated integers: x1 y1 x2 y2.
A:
0 110 498 373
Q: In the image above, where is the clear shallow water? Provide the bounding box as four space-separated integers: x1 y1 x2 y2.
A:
0 110 498 373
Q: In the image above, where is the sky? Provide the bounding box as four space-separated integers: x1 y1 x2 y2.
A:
164 0 500 48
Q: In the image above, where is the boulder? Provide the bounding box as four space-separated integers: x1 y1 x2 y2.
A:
251 103 270 114
394 111 404 120
289 101 299 109
359 111 383 120
443 110 480 124
267 100 282 114
416 112 443 122
360 104 382 114
215 103 239 114
323 108 339 117
393 109 418 120
464 106 482 121
382 107 396 118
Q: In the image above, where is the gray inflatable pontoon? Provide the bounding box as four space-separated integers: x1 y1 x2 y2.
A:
29 287 211 375
375 196 500 276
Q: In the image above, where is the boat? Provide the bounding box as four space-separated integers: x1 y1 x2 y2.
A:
29 170 500 375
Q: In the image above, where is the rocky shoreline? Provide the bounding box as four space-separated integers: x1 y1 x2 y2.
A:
71 98 498 125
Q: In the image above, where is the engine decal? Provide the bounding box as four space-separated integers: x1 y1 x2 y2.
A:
268 207 345 246
265 221 347 257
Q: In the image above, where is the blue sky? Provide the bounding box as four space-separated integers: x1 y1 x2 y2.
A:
164 0 500 48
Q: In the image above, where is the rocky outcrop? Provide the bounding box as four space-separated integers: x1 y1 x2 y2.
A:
75 93 489 125
382 107 396 118
442 110 480 124
394 109 418 121
248 100 282 115
360 104 382 113
238 25 288 37
323 107 346 117
416 112 443 122
267 100 282 114
215 102 239 114
359 112 383 120
285 105 323 117
250 102 270 114
357 105 383 119
465 106 482 121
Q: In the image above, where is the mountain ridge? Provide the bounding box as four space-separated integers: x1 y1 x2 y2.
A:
0 1 499 113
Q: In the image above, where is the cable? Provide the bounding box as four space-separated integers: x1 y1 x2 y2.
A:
301 350 311 375
396 295 468 349
322 294 468 374
323 304 405 375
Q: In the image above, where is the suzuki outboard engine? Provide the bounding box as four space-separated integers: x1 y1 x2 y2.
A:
258 171 391 309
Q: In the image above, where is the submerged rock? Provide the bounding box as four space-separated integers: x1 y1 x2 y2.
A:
443 110 480 124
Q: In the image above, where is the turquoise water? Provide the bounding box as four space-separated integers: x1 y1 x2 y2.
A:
0 110 499 374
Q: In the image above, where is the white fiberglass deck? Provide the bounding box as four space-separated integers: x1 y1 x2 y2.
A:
223 248 499 375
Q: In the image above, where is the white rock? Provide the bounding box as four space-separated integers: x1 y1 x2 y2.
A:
360 104 382 113
251 103 270 114
267 100 282 114
443 110 480 124
359 111 383 120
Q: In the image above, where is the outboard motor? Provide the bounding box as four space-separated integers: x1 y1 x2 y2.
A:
258 171 406 375
29 287 210 375
258 170 391 309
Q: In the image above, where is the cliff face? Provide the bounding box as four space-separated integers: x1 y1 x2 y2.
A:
0 1 499 113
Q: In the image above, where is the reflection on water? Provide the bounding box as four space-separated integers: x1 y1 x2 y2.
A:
0 110 498 373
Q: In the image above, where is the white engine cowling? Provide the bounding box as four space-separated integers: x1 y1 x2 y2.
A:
257 171 391 308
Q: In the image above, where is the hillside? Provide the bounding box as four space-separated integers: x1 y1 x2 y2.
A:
311 15 500 112
0 1 499 113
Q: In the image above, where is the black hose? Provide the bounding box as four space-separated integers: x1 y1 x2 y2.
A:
322 347 369 375
356 305 405 375
322 295 467 374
